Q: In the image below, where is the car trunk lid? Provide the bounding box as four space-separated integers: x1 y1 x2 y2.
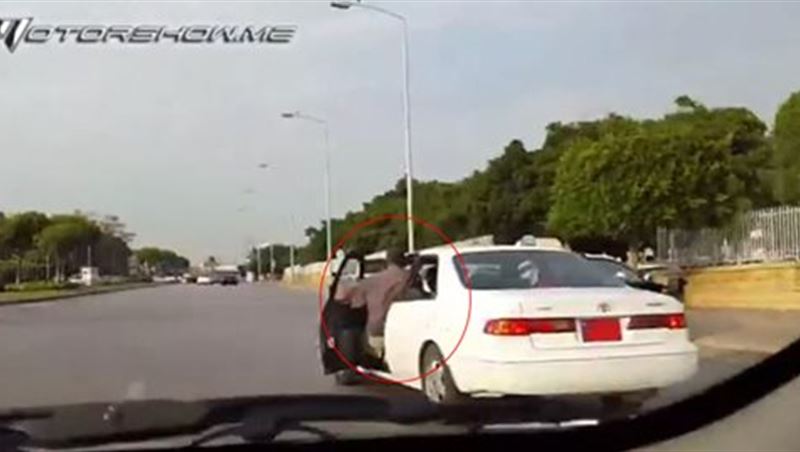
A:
474 287 683 350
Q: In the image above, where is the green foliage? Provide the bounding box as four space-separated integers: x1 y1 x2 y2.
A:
37 217 100 259
135 247 190 274
5 281 80 292
548 97 770 251
296 96 780 260
773 91 800 204
0 211 50 259
0 211 162 284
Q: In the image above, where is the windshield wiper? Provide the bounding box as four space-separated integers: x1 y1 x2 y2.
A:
0 407 54 450
188 394 440 446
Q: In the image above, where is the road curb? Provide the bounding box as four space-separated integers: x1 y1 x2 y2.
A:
0 283 171 307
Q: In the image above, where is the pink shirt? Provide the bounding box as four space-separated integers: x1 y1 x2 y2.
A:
334 264 410 336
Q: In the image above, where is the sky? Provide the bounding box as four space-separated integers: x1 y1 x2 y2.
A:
1 1 799 265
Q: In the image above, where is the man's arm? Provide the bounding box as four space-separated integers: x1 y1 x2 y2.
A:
333 280 358 304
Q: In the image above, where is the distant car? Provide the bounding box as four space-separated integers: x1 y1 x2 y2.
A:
583 254 668 295
321 246 698 408
196 275 214 285
637 262 687 301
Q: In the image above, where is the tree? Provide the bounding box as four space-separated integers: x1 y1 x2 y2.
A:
36 215 102 281
94 234 132 276
548 120 747 259
0 212 50 284
91 215 134 276
248 244 295 277
135 247 190 275
773 91 800 204
660 96 773 208
296 96 774 263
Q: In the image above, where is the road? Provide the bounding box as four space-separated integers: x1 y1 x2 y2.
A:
0 284 764 421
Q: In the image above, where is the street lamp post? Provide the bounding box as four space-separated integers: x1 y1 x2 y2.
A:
281 111 333 260
331 0 415 253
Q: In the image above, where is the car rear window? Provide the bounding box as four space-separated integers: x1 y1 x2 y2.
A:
453 250 626 290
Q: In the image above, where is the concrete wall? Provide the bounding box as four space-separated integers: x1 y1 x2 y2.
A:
283 263 325 290
686 262 800 309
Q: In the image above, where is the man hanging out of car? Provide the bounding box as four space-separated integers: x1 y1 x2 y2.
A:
333 248 411 358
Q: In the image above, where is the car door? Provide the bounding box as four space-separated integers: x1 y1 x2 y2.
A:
383 255 439 380
318 252 366 374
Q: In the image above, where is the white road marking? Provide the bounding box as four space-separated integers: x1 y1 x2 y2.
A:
124 380 147 400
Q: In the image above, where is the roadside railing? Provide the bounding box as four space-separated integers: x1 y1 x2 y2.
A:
657 206 800 267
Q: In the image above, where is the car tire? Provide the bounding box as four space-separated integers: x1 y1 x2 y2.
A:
421 345 466 405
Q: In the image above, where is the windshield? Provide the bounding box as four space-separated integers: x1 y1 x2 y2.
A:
453 251 626 290
1 1 798 449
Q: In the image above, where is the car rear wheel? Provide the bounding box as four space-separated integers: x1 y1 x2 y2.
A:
421 345 465 405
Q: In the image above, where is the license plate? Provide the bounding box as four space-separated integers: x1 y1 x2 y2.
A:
580 318 621 342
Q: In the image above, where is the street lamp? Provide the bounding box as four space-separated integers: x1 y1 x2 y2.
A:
330 0 415 253
281 111 333 261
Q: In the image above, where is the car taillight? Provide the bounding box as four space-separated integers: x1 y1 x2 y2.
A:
484 318 576 336
628 313 686 330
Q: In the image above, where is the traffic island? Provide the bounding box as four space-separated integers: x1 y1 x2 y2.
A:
0 282 168 306
684 262 800 310
687 307 800 355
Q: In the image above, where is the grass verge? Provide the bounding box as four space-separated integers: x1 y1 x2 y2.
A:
0 283 164 305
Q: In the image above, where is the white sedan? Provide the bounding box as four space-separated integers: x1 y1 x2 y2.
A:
320 245 698 407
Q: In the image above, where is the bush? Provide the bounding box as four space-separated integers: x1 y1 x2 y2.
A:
4 281 80 292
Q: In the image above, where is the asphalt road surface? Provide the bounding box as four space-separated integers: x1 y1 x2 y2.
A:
0 284 764 422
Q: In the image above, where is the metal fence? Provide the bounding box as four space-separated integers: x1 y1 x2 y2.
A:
657 206 800 267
